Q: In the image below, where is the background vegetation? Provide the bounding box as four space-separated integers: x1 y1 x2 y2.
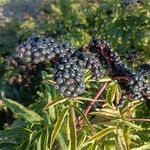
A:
0 0 150 149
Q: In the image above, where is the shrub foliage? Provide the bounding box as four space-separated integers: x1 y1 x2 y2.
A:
0 0 150 149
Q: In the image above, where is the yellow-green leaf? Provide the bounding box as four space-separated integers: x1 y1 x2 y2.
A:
117 128 128 150
83 127 115 146
50 107 69 149
43 98 68 111
4 98 43 123
106 82 116 104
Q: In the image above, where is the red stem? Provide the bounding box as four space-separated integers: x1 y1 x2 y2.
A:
77 82 108 127
84 82 108 115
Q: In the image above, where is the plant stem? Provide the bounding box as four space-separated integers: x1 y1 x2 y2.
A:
85 82 108 115
77 82 108 127
129 118 150 122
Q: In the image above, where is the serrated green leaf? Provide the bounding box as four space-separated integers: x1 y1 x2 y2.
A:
57 132 68 150
43 98 68 111
99 78 112 82
76 96 103 102
0 143 16 150
0 128 31 138
124 126 130 150
106 82 116 104
90 112 117 120
40 128 49 150
83 127 115 146
77 131 87 150
91 107 120 119
19 126 50 150
87 142 98 150
50 107 69 149
4 98 43 123
121 100 142 117
106 81 121 105
122 120 142 130
131 144 150 150
117 128 128 150
115 83 121 104
36 133 42 150
45 85 56 120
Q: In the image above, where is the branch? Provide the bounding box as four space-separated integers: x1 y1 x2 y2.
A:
77 82 108 128
84 81 108 115
129 118 150 122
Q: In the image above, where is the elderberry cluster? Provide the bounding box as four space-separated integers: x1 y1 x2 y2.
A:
16 35 103 97
61 42 102 78
53 55 85 97
53 44 103 97
136 64 150 80
16 35 65 64
89 38 150 102
121 0 143 6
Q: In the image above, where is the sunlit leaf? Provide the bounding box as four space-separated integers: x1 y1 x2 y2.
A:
106 81 121 105
0 128 31 138
43 98 68 111
122 120 142 130
116 128 128 150
98 78 112 82
83 127 115 146
40 128 49 150
50 107 69 149
4 98 43 123
115 83 121 104
77 131 87 150
106 82 116 104
57 133 68 150
131 144 150 150
36 133 42 150
121 100 142 117
124 126 130 150
91 106 120 119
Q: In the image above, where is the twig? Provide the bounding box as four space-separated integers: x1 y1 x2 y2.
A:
85 82 108 115
77 82 108 128
129 118 150 122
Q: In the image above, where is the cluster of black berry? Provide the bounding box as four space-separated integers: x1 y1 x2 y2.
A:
126 73 147 100
81 53 103 79
16 35 65 64
53 55 85 97
62 44 103 79
62 42 76 56
53 44 103 97
136 64 150 80
16 35 103 97
121 0 143 6
135 64 150 100
89 38 150 102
